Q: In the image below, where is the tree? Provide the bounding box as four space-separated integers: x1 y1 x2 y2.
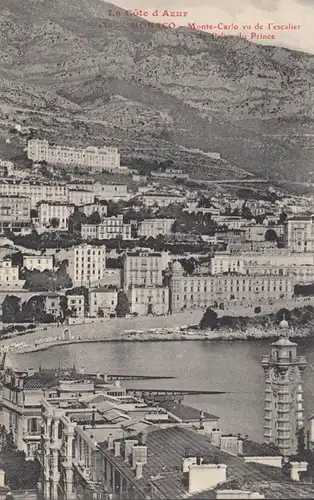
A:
97 308 104 318
50 217 60 229
199 308 218 330
60 296 71 322
116 292 130 318
265 228 278 242
20 295 46 323
2 296 21 323
68 208 87 233
87 211 101 225
279 211 288 225
4 252 23 268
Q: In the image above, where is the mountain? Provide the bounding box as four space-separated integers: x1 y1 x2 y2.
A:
1 0 314 181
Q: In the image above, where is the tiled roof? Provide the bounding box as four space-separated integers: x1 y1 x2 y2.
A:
158 401 218 422
24 375 58 390
99 427 314 500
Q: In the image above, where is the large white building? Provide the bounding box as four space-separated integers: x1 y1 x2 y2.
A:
88 288 118 317
23 255 54 272
127 285 169 316
0 195 31 233
27 139 121 171
137 218 175 238
37 202 75 230
122 251 169 290
81 215 132 241
68 189 95 205
65 244 107 286
284 215 314 252
0 179 68 206
0 259 25 289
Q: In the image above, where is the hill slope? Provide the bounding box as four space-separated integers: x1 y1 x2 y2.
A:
1 0 314 181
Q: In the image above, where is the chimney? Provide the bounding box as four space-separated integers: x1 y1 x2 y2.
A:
290 462 308 481
114 380 120 388
0 470 5 487
114 441 121 457
107 434 114 450
211 429 222 447
135 462 143 479
104 373 108 383
237 439 243 456
124 440 138 462
91 408 96 428
132 445 148 469
140 428 148 445
188 463 227 494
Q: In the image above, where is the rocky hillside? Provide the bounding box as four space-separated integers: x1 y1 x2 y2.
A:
1 0 314 180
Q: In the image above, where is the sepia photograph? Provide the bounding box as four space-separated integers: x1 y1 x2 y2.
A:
0 0 314 498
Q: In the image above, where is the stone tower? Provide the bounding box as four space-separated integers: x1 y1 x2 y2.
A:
261 319 307 457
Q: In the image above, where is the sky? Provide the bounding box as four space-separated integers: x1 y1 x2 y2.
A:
111 0 314 54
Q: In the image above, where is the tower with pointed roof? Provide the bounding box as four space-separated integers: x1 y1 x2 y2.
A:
261 318 307 456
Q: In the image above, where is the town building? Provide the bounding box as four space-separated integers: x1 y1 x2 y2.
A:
42 292 62 318
78 202 108 218
261 320 307 456
284 215 314 252
210 252 245 275
68 189 95 206
68 182 129 201
0 179 68 206
127 285 169 316
81 215 132 241
139 193 187 207
169 261 293 313
88 288 118 317
37 201 75 230
0 195 31 233
66 294 85 318
27 139 121 171
137 218 175 239
23 255 54 272
0 259 25 289
65 244 107 286
122 251 169 290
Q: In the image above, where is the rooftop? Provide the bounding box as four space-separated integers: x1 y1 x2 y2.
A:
98 426 314 499
158 401 218 422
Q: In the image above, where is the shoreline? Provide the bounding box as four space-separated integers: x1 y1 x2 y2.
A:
12 326 313 354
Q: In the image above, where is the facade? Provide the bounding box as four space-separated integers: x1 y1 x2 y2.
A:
23 255 54 272
139 194 187 207
68 189 95 206
88 288 118 317
169 261 293 313
137 218 175 238
78 203 108 218
261 321 307 456
210 252 245 275
0 259 25 289
43 293 62 318
122 251 168 290
0 180 68 206
127 285 169 316
66 244 107 286
27 139 120 171
66 294 85 318
81 216 132 241
68 182 129 201
37 202 75 230
284 216 314 252
0 195 31 233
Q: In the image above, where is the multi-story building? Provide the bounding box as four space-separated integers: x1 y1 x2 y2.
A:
68 189 95 206
65 244 107 286
81 215 132 241
0 259 25 289
127 285 169 316
284 215 314 252
261 320 307 456
42 292 62 318
78 202 108 218
0 195 31 233
210 252 245 275
68 182 129 201
66 294 85 318
139 193 187 207
27 139 120 171
0 179 68 206
2 368 55 460
137 218 175 238
23 255 54 272
169 261 293 313
245 224 284 243
122 251 168 290
88 288 118 317
37 202 75 230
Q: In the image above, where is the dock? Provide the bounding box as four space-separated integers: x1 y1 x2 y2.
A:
126 389 226 397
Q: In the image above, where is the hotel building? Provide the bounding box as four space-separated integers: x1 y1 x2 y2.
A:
0 195 31 233
137 218 175 239
37 202 76 230
27 139 120 172
88 288 118 317
65 244 107 286
23 255 54 272
81 215 132 241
